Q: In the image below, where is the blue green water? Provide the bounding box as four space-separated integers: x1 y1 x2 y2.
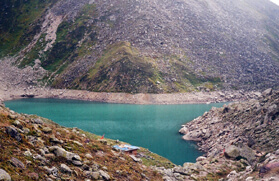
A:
5 98 225 165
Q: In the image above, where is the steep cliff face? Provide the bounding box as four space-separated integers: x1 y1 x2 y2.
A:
1 0 279 93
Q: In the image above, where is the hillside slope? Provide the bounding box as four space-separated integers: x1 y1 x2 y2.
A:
1 0 279 93
0 103 173 180
178 89 279 180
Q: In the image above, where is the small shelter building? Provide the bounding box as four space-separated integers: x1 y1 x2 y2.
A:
113 144 140 155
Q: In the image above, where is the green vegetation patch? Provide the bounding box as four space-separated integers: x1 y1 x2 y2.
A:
39 4 98 73
54 41 162 93
0 0 55 58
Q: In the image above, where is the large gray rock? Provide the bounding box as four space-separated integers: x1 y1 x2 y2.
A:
92 172 100 180
173 166 192 176
182 130 202 141
60 164 72 174
225 144 256 165
42 127 52 134
72 160 83 166
12 120 23 129
262 88 272 97
10 157 25 169
85 153 93 159
32 118 43 124
44 166 58 177
225 145 240 159
0 169 11 181
49 146 82 163
6 126 22 142
99 170 110 180
49 137 64 144
84 171 100 179
49 146 68 158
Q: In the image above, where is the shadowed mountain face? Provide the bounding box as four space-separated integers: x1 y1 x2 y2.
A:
1 0 279 93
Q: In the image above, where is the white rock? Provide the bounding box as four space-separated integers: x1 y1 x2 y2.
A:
60 164 72 174
196 156 206 162
0 169 11 181
245 177 253 181
24 150 32 157
85 153 93 159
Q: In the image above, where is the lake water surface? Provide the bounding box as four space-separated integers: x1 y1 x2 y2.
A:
5 98 225 165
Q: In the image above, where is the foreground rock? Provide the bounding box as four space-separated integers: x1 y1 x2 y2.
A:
177 89 279 180
0 169 11 181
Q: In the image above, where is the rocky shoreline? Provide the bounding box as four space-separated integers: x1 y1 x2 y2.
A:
0 87 263 105
175 88 279 180
0 58 264 105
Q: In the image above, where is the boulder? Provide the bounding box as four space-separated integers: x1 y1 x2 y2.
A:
42 127 52 134
69 153 81 162
8 114 17 120
84 171 100 179
196 156 207 162
225 145 240 159
262 88 272 97
33 154 47 162
24 150 32 157
92 172 100 180
173 166 192 176
49 146 82 164
85 153 93 159
0 169 11 181
182 130 202 141
227 170 238 179
179 126 188 134
99 170 110 180
49 137 64 144
32 118 43 124
6 126 22 142
73 141 83 146
49 146 67 158
44 166 58 177
60 164 72 174
246 176 254 181
72 160 83 166
129 155 141 162
225 144 256 165
91 162 100 171
12 120 23 129
10 157 25 169
23 128 30 134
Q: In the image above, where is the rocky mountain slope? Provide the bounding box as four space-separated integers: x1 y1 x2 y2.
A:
1 0 279 93
178 89 279 180
0 103 174 180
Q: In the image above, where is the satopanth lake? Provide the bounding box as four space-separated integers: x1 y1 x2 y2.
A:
5 98 226 165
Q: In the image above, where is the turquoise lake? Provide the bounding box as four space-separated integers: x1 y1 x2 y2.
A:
5 98 225 165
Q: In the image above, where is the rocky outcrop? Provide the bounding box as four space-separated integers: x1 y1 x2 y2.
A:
224 144 256 165
5 126 22 142
177 89 279 180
